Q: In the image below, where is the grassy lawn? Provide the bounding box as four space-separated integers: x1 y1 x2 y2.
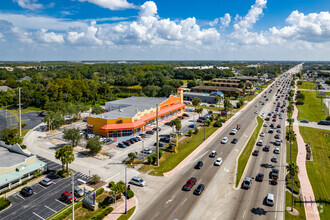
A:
296 91 328 122
235 116 263 187
285 191 306 220
299 127 330 220
139 125 219 176
117 206 136 220
297 81 315 90
6 106 42 116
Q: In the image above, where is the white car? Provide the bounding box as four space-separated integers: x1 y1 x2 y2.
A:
230 129 237 135
254 110 258 114
274 148 280 154
260 113 264 117
260 132 265 137
255 104 258 107
143 148 152 154
214 157 223 166
263 123 268 127
266 193 275 206
221 137 228 144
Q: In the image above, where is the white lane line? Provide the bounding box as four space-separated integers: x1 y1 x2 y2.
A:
194 150 209 162
34 191 37 195
165 194 176 205
243 210 246 218
39 184 47 189
45 205 57 213
16 194 25 200
198 178 203 184
180 197 187 206
33 212 45 220
105 172 120 182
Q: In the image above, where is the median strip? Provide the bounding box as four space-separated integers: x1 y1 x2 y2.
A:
235 116 263 188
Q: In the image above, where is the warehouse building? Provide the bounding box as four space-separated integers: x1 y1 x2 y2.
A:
0 142 47 192
183 92 224 104
87 88 185 138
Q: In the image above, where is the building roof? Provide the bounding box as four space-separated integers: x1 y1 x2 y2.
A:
0 146 29 167
192 86 243 92
0 86 11 91
183 92 213 97
99 96 168 119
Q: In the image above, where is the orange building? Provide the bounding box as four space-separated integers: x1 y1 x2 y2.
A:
87 88 185 138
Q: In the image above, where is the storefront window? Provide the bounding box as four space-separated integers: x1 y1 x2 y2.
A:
122 130 133 136
109 131 121 137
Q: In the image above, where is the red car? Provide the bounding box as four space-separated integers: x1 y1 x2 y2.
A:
60 191 76 203
272 118 277 122
182 177 197 191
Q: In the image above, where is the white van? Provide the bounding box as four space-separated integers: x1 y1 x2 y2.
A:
266 193 274 206
129 176 146 187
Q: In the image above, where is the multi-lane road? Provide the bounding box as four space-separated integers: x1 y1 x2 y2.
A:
134 65 301 220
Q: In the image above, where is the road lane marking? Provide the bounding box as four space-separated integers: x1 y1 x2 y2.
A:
198 178 203 184
33 212 45 220
224 168 229 172
180 198 187 206
194 150 209 162
55 199 68 206
45 205 57 213
105 172 120 182
39 184 47 189
243 210 246 218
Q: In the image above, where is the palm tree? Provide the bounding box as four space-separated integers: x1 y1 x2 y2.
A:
196 107 203 117
286 162 299 178
55 145 75 172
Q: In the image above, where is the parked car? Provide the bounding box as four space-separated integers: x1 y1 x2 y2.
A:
317 120 330 125
139 133 147 138
263 123 268 127
160 137 170 143
277 129 281 133
252 150 259 156
268 129 274 133
74 186 84 197
143 148 152 154
117 143 126 148
188 124 197 128
274 148 280 154
214 157 223 166
256 173 264 182
20 187 34 197
194 161 204 169
193 184 205 195
242 177 252 189
122 141 131 146
152 127 161 131
129 176 146 187
231 138 238 144
40 178 53 186
221 137 228 144
209 150 217 158
60 191 76 203
277 124 281 128
300 120 309 123
183 113 190 117
146 130 155 135
182 177 197 191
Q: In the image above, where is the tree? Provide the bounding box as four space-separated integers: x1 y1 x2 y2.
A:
169 119 176 132
174 118 182 132
0 128 22 145
192 97 202 108
128 152 137 163
286 162 299 178
91 106 105 115
188 130 193 136
55 145 75 172
214 94 222 108
196 107 203 117
63 128 82 147
43 112 65 130
91 174 101 184
223 98 233 112
86 136 103 155
194 127 199 134
143 85 161 97
286 129 296 144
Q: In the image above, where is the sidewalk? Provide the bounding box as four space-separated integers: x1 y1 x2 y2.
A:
293 80 320 220
104 197 136 220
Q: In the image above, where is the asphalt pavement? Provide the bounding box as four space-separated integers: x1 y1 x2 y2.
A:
0 156 91 220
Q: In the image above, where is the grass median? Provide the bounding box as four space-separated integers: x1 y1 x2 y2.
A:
235 116 263 187
296 91 328 122
299 127 330 220
139 124 218 176
285 191 306 220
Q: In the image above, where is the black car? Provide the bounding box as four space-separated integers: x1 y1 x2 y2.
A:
194 161 203 169
129 138 137 143
270 123 274 128
317 120 330 125
21 187 34 197
252 150 259 156
209 151 217 158
263 145 270 152
146 130 155 135
154 142 164 147
160 137 170 143
193 184 205 195
277 124 281 128
256 173 264 182
117 143 126 148
231 138 238 144
152 127 161 131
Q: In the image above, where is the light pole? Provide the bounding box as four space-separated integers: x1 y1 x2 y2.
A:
204 121 206 140
142 140 145 160
72 172 75 220
156 104 159 167
125 165 127 214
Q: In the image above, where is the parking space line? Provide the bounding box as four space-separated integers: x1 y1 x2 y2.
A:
55 199 68 206
16 194 25 200
33 212 45 220
39 184 47 189
44 205 57 213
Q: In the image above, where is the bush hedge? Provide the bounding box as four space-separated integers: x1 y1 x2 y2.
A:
96 188 104 196
52 202 82 220
91 207 113 220
213 121 222 127
0 197 11 211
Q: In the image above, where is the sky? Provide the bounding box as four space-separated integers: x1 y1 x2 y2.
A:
0 0 329 61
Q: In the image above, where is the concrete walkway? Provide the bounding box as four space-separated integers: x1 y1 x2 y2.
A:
293 81 320 220
104 197 136 220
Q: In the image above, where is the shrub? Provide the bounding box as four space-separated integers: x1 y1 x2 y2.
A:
188 130 193 137
296 99 304 105
57 169 69 178
91 174 101 184
213 121 222 127
96 187 104 196
326 116 330 121
21 145 27 149
0 197 11 211
147 156 153 164
108 181 115 188
194 127 199 134
91 207 113 220
125 189 134 199
52 202 82 220
99 196 114 208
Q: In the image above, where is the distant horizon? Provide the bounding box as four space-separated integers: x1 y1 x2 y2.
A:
0 60 328 63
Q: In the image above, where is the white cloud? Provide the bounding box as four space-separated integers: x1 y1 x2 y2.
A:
270 10 330 43
209 18 218 27
220 13 231 27
66 21 103 45
36 29 64 43
11 27 34 43
139 1 157 17
14 0 43 10
78 0 135 10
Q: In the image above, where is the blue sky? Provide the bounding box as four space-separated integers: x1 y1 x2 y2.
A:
0 0 329 61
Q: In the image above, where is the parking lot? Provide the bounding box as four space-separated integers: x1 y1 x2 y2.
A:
0 110 43 131
0 157 91 220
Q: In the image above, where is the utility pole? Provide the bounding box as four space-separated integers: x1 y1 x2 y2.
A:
72 173 75 220
125 165 127 214
142 140 145 160
156 104 159 167
204 121 206 140
19 88 22 136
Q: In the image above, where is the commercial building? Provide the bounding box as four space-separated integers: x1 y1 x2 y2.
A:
0 142 47 192
191 85 244 96
183 92 224 104
87 88 185 138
